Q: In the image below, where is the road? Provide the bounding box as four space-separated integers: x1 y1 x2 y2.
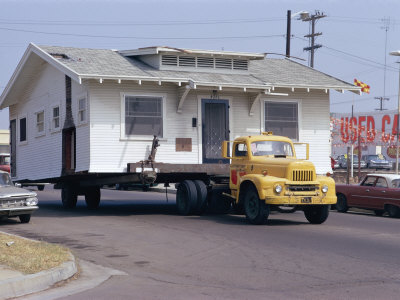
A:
1 187 400 300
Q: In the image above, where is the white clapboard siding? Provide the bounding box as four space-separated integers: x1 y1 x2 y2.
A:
8 64 89 181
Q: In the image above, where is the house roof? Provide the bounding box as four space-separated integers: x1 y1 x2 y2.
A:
0 43 361 109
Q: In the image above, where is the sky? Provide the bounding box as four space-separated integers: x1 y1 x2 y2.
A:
1 0 400 129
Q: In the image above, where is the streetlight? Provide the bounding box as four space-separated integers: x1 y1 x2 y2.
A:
389 50 400 174
286 10 310 58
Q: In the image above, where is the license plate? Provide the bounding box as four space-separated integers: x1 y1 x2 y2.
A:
301 197 312 204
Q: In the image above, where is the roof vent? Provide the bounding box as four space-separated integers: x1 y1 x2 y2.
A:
197 57 214 68
215 58 232 69
179 56 196 67
162 55 178 66
233 59 248 70
50 53 69 60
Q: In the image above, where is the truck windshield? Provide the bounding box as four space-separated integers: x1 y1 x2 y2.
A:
251 141 294 157
0 173 12 186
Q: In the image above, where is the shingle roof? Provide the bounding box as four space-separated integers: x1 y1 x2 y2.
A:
36 45 358 89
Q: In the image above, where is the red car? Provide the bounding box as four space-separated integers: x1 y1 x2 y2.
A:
335 174 400 217
0 153 10 173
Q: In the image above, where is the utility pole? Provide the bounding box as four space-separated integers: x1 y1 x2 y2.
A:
302 11 326 68
374 96 389 111
286 10 291 58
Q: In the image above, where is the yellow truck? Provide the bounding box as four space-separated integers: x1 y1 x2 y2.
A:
221 132 336 224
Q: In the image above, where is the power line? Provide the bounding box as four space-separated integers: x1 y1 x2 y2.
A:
0 26 285 40
331 94 397 105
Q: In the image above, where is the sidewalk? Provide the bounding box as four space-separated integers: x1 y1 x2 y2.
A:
0 237 77 300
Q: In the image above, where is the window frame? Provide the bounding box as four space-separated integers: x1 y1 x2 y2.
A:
18 114 28 145
262 99 301 142
120 92 167 141
33 108 46 137
76 93 88 126
50 104 61 132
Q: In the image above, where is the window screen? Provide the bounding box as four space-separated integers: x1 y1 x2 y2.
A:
19 117 26 142
125 96 163 137
265 102 298 140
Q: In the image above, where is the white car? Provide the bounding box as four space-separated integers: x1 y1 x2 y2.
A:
0 171 38 223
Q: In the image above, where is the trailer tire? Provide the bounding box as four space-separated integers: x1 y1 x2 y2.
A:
193 180 208 215
304 205 330 224
37 185 44 191
176 180 197 215
208 190 231 214
85 187 101 209
244 187 269 225
61 187 77 209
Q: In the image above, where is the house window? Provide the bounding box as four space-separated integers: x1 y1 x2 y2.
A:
52 106 60 130
125 96 163 137
78 98 87 124
265 101 298 140
19 117 26 142
35 110 45 135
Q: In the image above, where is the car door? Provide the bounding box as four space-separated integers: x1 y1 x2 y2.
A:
364 177 388 210
349 176 377 207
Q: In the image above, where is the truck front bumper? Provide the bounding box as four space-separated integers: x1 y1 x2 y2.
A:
265 195 336 205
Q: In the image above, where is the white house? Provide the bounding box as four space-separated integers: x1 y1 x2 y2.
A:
0 43 360 183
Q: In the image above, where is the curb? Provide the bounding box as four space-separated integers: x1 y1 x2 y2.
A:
0 253 77 300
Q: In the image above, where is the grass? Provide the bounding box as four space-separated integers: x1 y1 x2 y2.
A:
0 232 71 274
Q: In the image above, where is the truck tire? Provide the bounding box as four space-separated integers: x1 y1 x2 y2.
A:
176 180 197 215
336 194 348 213
19 214 31 223
244 187 270 225
37 185 44 191
85 187 101 209
304 205 330 224
193 180 208 215
208 189 231 214
61 187 77 209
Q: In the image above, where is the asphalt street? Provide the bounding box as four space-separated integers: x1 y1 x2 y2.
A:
1 187 400 300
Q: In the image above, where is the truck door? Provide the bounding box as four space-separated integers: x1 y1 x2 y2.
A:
230 142 248 190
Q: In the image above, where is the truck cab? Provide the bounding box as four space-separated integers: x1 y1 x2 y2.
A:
222 132 336 224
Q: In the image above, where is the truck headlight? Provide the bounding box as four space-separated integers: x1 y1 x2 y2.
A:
274 184 282 193
26 197 38 206
322 185 328 193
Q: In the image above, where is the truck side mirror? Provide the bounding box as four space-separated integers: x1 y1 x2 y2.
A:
293 142 309 160
222 141 232 159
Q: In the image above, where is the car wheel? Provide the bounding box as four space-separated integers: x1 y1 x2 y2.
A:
19 214 31 223
244 186 270 225
386 205 400 218
336 194 348 213
303 205 330 224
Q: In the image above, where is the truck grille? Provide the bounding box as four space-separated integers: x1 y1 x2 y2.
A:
287 185 318 192
0 197 26 208
292 170 314 181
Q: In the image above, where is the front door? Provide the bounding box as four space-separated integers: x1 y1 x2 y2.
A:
10 119 16 177
201 99 229 163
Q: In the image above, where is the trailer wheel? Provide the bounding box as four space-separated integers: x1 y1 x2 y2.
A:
176 180 197 215
61 187 77 209
85 187 101 209
37 185 44 191
193 180 208 215
244 187 269 225
304 205 330 224
208 190 231 214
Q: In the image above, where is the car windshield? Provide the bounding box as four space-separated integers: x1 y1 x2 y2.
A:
0 173 12 186
368 155 385 161
251 141 294 157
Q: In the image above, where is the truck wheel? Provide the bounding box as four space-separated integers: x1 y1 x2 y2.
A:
336 194 348 213
176 180 197 215
208 189 231 214
244 187 269 225
61 187 77 209
19 214 31 223
304 205 330 224
85 187 101 209
386 205 400 218
37 185 44 191
193 180 208 215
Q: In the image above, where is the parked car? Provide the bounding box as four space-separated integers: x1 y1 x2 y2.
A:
362 154 391 170
0 153 10 173
336 154 366 169
0 170 38 223
335 173 400 217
